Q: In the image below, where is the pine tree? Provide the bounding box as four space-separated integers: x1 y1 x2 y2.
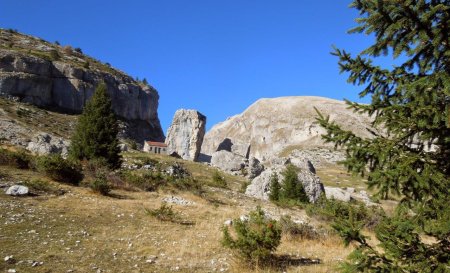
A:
316 1 450 272
269 172 280 201
69 82 122 169
280 164 308 203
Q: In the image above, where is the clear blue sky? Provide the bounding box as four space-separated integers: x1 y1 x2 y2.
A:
0 1 376 133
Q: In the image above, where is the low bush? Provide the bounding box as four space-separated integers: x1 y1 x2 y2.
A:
49 49 60 61
211 170 227 188
279 215 321 240
0 148 32 169
222 206 281 266
170 176 203 194
22 179 63 195
35 154 83 185
120 170 164 191
144 202 194 225
90 175 111 195
306 197 385 230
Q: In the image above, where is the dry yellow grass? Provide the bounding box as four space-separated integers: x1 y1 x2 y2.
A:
0 152 357 272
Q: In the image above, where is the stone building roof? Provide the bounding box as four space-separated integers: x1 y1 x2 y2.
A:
146 141 168 148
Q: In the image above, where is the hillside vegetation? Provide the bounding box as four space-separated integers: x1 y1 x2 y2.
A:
0 148 377 273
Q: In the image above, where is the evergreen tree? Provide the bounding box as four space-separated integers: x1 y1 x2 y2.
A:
269 172 280 201
280 164 308 203
69 82 122 169
316 1 450 272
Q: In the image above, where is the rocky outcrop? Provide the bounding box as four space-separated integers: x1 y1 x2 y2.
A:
245 165 324 203
247 157 264 179
201 96 377 163
210 150 264 178
211 150 246 172
0 30 164 143
26 133 70 157
165 109 206 161
324 186 376 206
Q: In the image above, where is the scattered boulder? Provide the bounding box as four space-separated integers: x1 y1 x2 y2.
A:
247 157 264 179
5 185 29 196
289 156 316 174
26 133 69 157
324 187 377 206
165 109 206 161
324 186 352 202
245 166 324 203
162 196 195 206
164 163 190 179
211 150 246 172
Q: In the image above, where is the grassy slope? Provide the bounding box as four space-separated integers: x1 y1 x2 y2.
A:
0 152 355 273
0 97 78 139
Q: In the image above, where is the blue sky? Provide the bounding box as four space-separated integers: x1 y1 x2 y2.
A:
0 1 377 133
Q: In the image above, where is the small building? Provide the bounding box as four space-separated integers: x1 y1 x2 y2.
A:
143 141 168 154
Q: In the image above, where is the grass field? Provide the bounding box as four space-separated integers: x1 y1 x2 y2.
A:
0 152 360 273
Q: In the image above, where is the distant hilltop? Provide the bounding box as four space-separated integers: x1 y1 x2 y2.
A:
0 28 164 142
201 96 376 162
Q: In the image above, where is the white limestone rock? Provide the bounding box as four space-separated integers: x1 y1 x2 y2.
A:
5 185 29 196
165 109 206 161
211 150 246 172
245 165 324 203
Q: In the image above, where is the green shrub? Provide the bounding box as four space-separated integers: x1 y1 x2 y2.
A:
35 154 83 185
90 175 111 195
22 179 62 195
269 172 280 201
279 215 321 240
280 164 308 203
211 170 227 188
170 176 203 194
120 170 164 191
239 180 250 193
222 206 281 266
0 148 32 169
145 202 184 223
49 49 60 61
306 197 385 230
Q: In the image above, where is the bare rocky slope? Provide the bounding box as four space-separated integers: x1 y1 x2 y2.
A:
201 96 375 162
0 29 164 143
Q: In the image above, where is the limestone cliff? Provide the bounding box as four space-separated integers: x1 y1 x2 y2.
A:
0 29 164 143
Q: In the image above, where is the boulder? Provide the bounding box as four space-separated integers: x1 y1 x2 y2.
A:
118 143 128 152
245 166 324 203
26 133 70 157
324 186 352 202
247 157 264 179
165 109 206 161
215 138 250 158
289 156 316 174
324 187 377 206
5 185 29 196
164 162 191 178
211 150 246 172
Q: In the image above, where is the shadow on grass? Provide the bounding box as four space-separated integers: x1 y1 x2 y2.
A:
107 192 134 200
271 254 321 270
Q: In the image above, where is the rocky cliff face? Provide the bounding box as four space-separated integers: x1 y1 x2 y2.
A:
201 96 376 162
0 29 164 143
165 109 206 161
